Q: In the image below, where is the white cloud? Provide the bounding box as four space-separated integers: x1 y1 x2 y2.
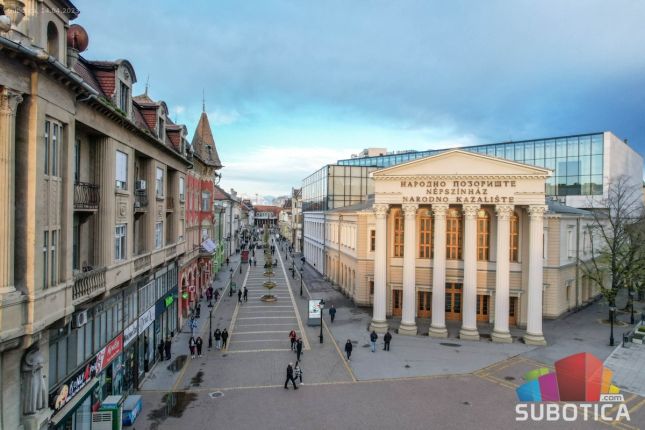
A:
209 109 241 126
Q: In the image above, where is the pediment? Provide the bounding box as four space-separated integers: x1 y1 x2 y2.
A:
372 150 551 178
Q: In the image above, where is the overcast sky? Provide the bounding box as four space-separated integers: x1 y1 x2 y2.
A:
76 0 645 197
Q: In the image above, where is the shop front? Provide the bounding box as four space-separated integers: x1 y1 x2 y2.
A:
49 334 123 429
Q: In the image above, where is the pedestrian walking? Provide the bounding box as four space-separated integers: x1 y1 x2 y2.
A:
243 286 248 302
222 329 229 349
284 362 298 390
237 289 242 303
196 336 203 357
214 289 220 302
189 336 196 359
329 304 336 323
253 258 257 267
164 336 172 360
195 303 201 318
370 330 378 353
296 337 303 361
226 257 230 266
214 329 222 349
344 339 352 360
289 329 297 350
189 317 197 336
294 361 303 383
157 339 164 361
383 330 392 351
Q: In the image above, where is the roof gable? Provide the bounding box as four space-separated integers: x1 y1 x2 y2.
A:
373 149 551 178
191 112 222 168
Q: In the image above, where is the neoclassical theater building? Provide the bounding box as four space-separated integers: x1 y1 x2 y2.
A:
302 134 643 344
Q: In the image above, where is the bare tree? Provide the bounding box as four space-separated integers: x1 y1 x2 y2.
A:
582 176 645 321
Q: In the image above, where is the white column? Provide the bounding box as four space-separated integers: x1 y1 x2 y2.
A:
370 203 389 333
460 204 480 340
524 205 548 345
492 204 514 343
399 203 418 335
429 203 449 338
0 88 23 293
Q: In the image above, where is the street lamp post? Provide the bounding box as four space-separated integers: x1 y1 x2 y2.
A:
319 299 325 343
300 267 303 297
229 267 233 297
291 258 295 279
609 305 616 346
629 290 635 325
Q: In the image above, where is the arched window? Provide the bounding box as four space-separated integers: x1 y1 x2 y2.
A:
477 209 490 260
418 208 433 258
393 208 404 257
510 212 519 262
446 208 462 260
47 22 59 58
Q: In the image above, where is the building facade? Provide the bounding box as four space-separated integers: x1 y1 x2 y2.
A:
253 205 280 227
178 110 222 322
0 2 190 429
291 188 303 253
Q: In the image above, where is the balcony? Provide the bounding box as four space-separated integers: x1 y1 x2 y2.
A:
134 190 148 212
72 267 107 304
133 253 151 273
74 182 100 210
166 196 175 212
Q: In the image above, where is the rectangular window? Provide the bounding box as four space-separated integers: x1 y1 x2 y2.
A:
156 167 164 197
51 230 58 286
510 214 519 262
119 81 129 113
116 151 128 190
370 230 376 251
158 117 165 138
155 222 163 249
369 280 374 295
74 139 81 183
393 210 404 257
201 191 210 211
115 224 127 261
446 209 463 260
179 177 185 202
179 219 184 240
567 229 575 258
52 123 59 176
419 211 433 258
43 231 49 289
44 121 50 175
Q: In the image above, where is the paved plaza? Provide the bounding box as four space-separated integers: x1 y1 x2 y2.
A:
135 244 645 430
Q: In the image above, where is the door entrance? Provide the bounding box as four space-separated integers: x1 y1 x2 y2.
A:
445 282 462 320
509 296 518 326
392 290 402 316
417 291 431 318
476 294 490 321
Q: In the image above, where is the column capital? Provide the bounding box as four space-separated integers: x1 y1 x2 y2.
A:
495 204 514 220
528 205 548 218
462 204 480 218
373 203 389 218
431 203 449 217
402 203 418 217
0 88 23 115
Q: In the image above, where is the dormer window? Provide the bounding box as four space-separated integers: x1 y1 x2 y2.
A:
119 81 130 114
47 22 60 58
158 117 165 139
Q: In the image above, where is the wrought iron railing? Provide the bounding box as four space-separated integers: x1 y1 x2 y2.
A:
74 182 100 209
134 190 148 210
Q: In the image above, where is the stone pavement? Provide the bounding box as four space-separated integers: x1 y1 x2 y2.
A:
140 254 243 391
605 340 645 397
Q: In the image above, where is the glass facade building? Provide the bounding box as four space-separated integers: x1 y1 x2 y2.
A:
336 133 604 197
302 165 377 212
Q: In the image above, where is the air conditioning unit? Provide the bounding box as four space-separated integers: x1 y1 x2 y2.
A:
136 180 147 191
72 310 88 328
91 411 113 430
134 201 141 208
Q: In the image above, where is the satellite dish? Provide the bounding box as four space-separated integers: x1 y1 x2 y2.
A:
67 24 89 52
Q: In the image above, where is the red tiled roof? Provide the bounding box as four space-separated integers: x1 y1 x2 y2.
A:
213 185 231 200
254 205 281 216
73 59 105 96
191 112 222 168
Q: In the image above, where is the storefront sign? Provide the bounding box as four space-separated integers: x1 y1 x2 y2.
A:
124 321 138 347
49 334 123 414
165 296 174 307
138 306 155 335
400 179 517 204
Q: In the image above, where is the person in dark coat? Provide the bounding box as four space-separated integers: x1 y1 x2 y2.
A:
296 338 303 361
383 330 392 351
237 289 242 303
214 289 220 302
243 286 248 302
196 336 203 357
157 339 164 361
329 305 337 323
221 329 229 349
164 336 172 360
284 362 298 389
226 257 229 266
370 330 378 353
344 339 353 360
214 329 222 349
189 336 196 359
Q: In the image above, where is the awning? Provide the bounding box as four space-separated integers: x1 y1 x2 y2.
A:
200 239 216 254
50 378 99 425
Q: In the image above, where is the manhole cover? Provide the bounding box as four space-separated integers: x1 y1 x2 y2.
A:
440 343 462 347
209 391 224 398
504 376 515 381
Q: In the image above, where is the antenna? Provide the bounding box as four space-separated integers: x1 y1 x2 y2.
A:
144 75 150 95
202 89 206 113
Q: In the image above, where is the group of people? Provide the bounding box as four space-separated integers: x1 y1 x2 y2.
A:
213 328 229 349
237 286 248 303
188 336 204 358
158 336 173 361
288 329 304 361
